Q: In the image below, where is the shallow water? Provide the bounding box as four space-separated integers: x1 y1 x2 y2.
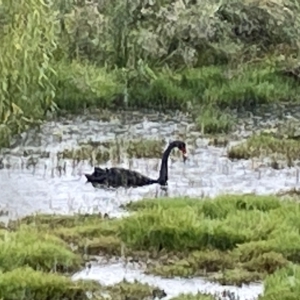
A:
72 259 263 300
0 110 299 220
0 109 299 299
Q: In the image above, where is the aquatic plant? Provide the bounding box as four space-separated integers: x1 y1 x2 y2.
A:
60 138 167 164
228 133 300 167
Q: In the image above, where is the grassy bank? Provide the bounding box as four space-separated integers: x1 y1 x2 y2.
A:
0 215 168 299
2 194 300 299
1 0 300 145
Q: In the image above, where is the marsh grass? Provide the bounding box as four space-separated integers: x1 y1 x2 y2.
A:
6 194 300 291
120 195 300 287
0 267 100 300
0 226 81 273
0 216 166 299
4 194 300 297
0 267 164 300
60 138 166 163
228 133 300 166
170 294 215 300
212 268 263 286
106 280 167 300
127 64 300 111
195 106 235 135
15 214 122 256
259 265 300 300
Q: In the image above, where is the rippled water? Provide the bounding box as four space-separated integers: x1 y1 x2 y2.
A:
0 110 299 220
1 109 299 299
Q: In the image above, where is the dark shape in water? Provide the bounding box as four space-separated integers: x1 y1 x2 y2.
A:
84 140 187 188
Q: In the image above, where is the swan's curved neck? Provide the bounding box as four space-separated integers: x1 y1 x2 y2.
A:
157 144 175 185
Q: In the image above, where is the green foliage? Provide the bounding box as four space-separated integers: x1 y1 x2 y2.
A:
260 265 300 300
0 267 94 300
125 194 282 217
2 0 300 145
0 266 165 300
0 227 81 272
52 60 124 112
120 195 300 284
126 64 300 111
58 0 300 68
119 195 284 252
170 293 215 300
6 194 300 294
228 133 300 166
0 0 59 146
195 106 234 134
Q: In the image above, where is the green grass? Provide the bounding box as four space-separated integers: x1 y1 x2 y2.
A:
5 194 300 298
120 195 284 252
195 105 235 135
126 64 300 111
48 61 300 117
120 195 300 287
7 195 300 287
170 294 215 300
52 60 124 113
228 133 300 167
0 267 98 300
3 0 300 148
0 267 165 300
0 227 81 273
60 138 167 163
259 265 300 300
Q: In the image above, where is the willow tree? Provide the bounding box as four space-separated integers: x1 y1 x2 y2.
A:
0 0 59 146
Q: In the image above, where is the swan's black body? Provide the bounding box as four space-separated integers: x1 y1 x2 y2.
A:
84 140 187 188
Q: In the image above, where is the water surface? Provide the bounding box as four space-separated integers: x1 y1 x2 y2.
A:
0 111 299 220
72 259 263 300
2 109 298 299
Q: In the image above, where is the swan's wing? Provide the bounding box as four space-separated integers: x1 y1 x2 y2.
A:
122 169 157 186
109 168 157 187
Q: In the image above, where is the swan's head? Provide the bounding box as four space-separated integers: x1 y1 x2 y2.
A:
171 140 188 162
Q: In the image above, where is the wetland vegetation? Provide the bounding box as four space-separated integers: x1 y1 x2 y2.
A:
2 0 300 146
228 129 300 168
2 0 300 298
1 194 300 299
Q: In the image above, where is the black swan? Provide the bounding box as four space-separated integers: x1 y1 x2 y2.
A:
84 140 187 188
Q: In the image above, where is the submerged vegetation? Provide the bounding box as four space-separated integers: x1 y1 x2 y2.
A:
2 195 300 298
2 0 300 144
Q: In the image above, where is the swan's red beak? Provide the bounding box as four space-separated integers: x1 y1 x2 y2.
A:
181 148 188 163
